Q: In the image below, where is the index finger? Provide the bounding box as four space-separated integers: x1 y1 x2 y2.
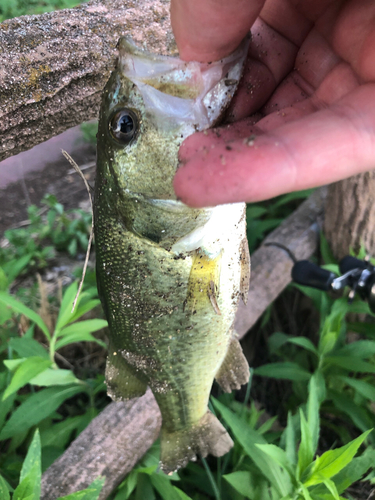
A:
170 0 263 62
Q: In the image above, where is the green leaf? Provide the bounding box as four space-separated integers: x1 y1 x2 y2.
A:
346 300 374 316
55 332 107 350
304 430 372 486
267 333 318 356
0 291 50 339
41 415 86 448
213 398 292 497
8 337 49 359
0 385 85 440
322 478 340 500
58 477 105 500
2 357 52 400
299 482 313 500
68 238 77 257
339 377 375 401
0 475 10 500
55 282 79 331
246 205 268 218
273 189 314 208
347 322 375 337
114 470 138 500
319 331 340 356
268 332 289 354
223 471 255 499
3 358 25 371
5 254 33 284
135 473 156 500
69 299 101 324
321 263 340 275
284 411 297 466
320 233 337 265
150 473 182 500
254 362 311 381
297 410 314 479
0 266 8 291
288 337 319 356
333 447 375 493
174 488 193 500
256 444 295 478
30 368 80 387
307 373 321 457
292 284 329 314
58 319 108 337
13 430 41 500
334 340 375 359
13 469 38 500
257 415 278 435
20 429 41 483
330 390 374 434
325 356 375 373
312 370 327 404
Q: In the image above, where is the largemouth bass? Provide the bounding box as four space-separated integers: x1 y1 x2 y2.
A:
95 37 251 473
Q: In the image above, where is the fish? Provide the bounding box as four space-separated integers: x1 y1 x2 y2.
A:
94 36 251 473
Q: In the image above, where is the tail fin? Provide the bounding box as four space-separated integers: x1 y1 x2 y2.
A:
160 411 233 473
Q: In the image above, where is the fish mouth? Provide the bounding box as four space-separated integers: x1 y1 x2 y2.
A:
117 36 250 131
124 191 194 213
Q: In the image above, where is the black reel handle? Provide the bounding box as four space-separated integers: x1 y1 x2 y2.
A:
339 255 368 274
292 260 336 291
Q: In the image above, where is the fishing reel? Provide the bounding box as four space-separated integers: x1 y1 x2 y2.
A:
292 255 375 314
265 242 375 314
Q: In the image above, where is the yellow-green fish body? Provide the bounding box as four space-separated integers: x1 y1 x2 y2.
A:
95 38 250 472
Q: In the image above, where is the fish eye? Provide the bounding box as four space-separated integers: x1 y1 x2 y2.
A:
109 109 138 144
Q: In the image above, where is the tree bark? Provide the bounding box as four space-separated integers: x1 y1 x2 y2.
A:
41 389 161 500
0 0 175 162
235 188 326 337
324 171 375 259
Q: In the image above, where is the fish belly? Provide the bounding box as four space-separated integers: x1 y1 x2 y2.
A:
95 201 248 471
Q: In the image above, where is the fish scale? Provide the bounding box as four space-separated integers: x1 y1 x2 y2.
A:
95 36 251 472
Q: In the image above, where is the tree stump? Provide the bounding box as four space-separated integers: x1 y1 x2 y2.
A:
324 171 375 259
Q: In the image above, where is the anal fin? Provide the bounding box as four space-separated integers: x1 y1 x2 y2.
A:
215 337 250 393
105 347 147 401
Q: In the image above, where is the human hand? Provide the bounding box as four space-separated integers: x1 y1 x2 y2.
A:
171 0 375 207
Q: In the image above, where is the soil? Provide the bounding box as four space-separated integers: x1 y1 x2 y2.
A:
0 128 96 234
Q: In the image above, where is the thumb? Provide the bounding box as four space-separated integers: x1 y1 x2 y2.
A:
170 0 263 62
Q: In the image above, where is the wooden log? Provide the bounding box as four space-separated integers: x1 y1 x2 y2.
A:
41 188 326 499
41 389 161 500
235 187 326 338
0 0 174 162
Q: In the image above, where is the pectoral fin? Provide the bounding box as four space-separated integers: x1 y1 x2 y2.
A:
106 346 147 401
186 250 222 315
215 336 250 393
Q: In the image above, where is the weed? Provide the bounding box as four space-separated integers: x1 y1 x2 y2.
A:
246 189 314 253
0 279 107 486
0 194 92 280
0 0 84 21
0 429 105 499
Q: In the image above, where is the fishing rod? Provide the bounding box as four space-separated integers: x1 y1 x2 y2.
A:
265 242 375 314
